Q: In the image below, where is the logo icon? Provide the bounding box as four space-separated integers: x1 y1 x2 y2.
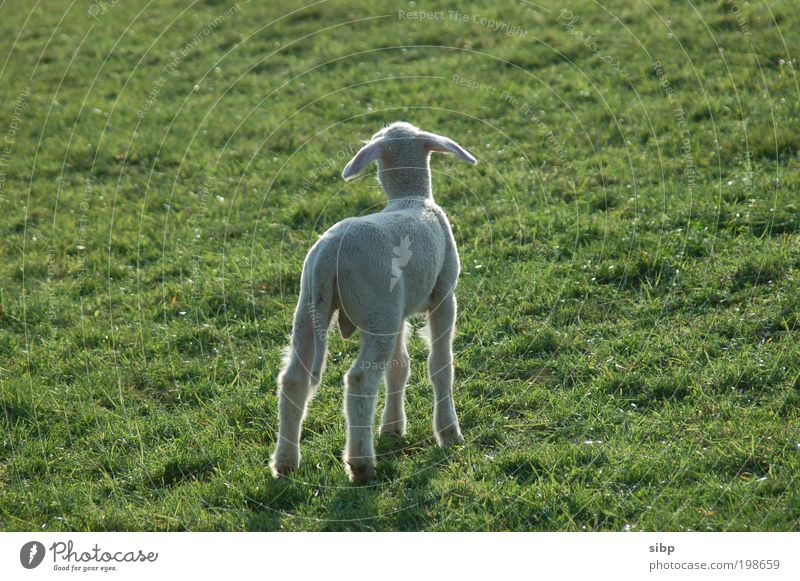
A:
390 235 412 292
20 541 46 569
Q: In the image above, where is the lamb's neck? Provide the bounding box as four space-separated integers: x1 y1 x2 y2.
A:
377 165 432 200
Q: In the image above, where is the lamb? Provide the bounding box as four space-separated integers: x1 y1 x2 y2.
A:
270 121 477 483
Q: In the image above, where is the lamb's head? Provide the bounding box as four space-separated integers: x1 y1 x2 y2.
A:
342 121 477 199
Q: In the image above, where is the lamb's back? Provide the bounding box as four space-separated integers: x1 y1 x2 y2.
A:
316 204 446 317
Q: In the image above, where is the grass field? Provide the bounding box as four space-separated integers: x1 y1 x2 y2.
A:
1 0 799 531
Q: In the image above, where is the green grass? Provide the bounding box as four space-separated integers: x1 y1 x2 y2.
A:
1 0 799 531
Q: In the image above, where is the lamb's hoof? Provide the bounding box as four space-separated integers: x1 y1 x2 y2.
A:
346 461 376 484
436 426 464 448
379 425 406 438
270 454 299 478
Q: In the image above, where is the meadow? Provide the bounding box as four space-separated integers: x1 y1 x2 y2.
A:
0 0 798 531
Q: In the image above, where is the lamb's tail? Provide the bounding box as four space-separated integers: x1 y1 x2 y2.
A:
308 268 334 387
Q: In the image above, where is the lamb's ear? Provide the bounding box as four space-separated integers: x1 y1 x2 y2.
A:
423 132 477 165
342 139 384 181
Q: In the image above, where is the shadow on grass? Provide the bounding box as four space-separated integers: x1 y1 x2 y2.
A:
244 435 457 531
321 440 451 531
243 475 309 531
321 485 382 531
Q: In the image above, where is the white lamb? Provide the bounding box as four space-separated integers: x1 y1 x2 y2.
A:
270 121 477 483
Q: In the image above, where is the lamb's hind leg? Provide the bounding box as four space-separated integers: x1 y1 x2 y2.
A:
380 322 410 437
270 302 318 477
428 293 463 447
344 332 396 483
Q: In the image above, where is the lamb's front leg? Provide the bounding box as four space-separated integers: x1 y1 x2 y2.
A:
428 294 463 447
344 334 395 483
